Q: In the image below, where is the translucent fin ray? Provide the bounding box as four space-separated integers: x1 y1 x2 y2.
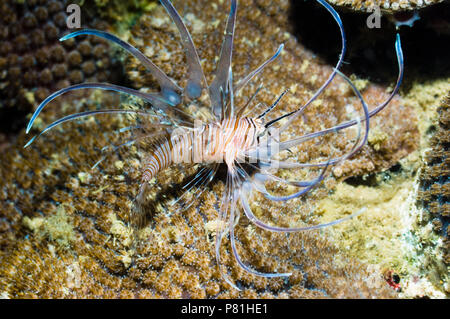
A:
24 109 161 148
172 164 219 213
253 61 371 169
240 186 366 233
26 83 171 134
60 29 182 104
257 162 329 201
236 83 263 118
235 44 284 94
268 0 346 131
209 0 237 118
229 193 291 279
254 172 323 188
160 0 207 99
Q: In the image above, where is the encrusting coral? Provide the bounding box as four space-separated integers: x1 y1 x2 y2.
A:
0 0 420 298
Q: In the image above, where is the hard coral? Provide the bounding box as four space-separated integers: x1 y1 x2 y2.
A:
0 0 116 136
325 0 443 12
416 93 450 294
75 0 158 24
0 0 419 298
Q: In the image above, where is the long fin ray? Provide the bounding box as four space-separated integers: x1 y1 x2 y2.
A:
26 83 172 134
160 0 207 99
235 44 284 94
267 0 346 131
25 109 164 148
241 188 366 233
209 0 237 119
60 29 182 104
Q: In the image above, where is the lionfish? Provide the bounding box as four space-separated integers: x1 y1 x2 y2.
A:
25 0 403 289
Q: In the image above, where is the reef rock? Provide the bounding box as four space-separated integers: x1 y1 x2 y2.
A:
326 0 444 12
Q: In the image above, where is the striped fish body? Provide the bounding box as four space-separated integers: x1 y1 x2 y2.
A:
142 117 264 182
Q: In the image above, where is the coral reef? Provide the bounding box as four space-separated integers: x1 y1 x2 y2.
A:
125 0 418 177
325 0 443 12
0 0 423 298
418 95 450 224
315 79 450 298
0 0 117 136
0 91 397 298
414 93 449 295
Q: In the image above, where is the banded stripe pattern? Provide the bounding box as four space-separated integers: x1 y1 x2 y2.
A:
141 117 263 182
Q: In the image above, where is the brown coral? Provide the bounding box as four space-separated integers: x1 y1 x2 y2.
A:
0 0 420 298
325 0 443 12
0 0 116 136
417 93 450 268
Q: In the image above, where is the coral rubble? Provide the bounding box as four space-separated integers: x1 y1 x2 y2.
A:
325 0 443 12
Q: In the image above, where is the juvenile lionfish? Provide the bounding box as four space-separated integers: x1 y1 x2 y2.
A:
25 0 403 289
